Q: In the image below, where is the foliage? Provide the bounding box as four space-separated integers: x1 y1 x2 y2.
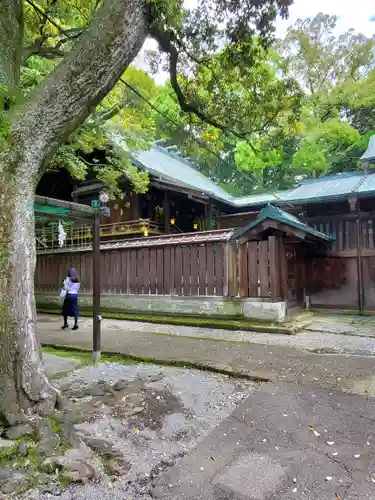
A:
233 13 375 191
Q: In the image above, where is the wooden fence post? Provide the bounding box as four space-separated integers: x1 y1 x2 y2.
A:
268 235 281 300
238 242 249 297
224 242 238 297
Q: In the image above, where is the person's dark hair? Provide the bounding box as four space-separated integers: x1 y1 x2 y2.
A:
67 267 80 283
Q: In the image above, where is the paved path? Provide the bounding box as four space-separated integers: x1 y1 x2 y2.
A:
38 314 375 396
38 314 375 355
151 382 375 499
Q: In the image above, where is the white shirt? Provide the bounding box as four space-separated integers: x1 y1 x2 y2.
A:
63 277 80 295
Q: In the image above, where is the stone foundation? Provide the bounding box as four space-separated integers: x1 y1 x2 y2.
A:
36 293 287 323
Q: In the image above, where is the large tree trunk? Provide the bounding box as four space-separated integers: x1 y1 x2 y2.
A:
0 153 55 425
0 0 147 424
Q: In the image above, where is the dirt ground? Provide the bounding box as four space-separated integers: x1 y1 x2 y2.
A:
32 354 256 500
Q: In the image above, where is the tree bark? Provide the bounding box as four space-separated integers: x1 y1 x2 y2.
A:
0 0 147 424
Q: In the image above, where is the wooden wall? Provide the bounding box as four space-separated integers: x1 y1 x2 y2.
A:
35 237 280 300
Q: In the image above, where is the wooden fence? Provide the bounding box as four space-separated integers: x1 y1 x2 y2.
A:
35 236 281 299
305 214 375 253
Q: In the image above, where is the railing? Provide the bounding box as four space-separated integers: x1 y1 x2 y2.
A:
35 219 164 252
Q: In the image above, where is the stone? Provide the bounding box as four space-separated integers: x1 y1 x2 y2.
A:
0 438 15 449
127 406 145 416
60 460 95 484
85 383 105 397
35 419 58 458
17 441 29 457
5 424 34 440
145 374 164 383
42 456 95 484
113 380 129 391
0 468 13 482
0 471 27 494
105 458 131 476
83 436 122 459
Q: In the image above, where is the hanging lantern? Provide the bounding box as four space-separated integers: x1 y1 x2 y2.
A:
143 228 149 237
170 217 175 225
193 223 198 230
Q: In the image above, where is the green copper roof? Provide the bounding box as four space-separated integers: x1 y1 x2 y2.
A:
34 204 72 216
231 204 333 242
133 145 375 208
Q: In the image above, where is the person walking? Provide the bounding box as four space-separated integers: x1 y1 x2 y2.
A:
61 267 80 330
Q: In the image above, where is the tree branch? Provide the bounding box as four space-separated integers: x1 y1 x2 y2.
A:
13 0 147 167
0 0 23 87
151 27 259 152
22 30 83 62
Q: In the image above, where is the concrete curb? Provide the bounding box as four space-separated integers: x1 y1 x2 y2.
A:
41 342 270 383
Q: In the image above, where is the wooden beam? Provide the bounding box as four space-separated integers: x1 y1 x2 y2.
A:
268 235 280 300
224 242 238 297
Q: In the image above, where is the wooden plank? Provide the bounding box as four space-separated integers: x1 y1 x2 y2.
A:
156 247 164 295
248 241 258 297
344 221 350 250
100 252 107 293
174 246 183 295
182 246 191 295
362 220 368 249
214 244 224 296
198 244 207 295
238 243 248 297
129 250 137 294
206 244 215 296
141 248 150 294
190 245 199 295
258 240 270 297
121 250 129 294
224 243 237 297
170 246 176 294
337 221 343 251
350 220 357 249
149 248 157 294
163 246 171 294
369 220 374 249
268 236 280 300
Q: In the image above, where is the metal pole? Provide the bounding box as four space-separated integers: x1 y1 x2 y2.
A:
92 211 101 360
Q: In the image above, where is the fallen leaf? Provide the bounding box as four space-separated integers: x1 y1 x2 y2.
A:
310 426 321 437
200 466 204 471
335 495 341 500
354 454 361 459
210 456 216 461
327 441 335 446
331 452 338 456
292 487 297 493
325 476 333 481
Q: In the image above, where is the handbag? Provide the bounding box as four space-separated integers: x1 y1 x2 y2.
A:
59 288 67 299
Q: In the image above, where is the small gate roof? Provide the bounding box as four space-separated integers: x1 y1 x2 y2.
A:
231 204 333 243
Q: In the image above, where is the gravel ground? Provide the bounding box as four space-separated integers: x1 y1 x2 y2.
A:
34 362 256 500
76 316 375 356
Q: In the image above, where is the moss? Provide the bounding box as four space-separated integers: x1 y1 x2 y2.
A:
42 344 267 382
47 416 61 434
42 345 139 366
37 306 294 334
